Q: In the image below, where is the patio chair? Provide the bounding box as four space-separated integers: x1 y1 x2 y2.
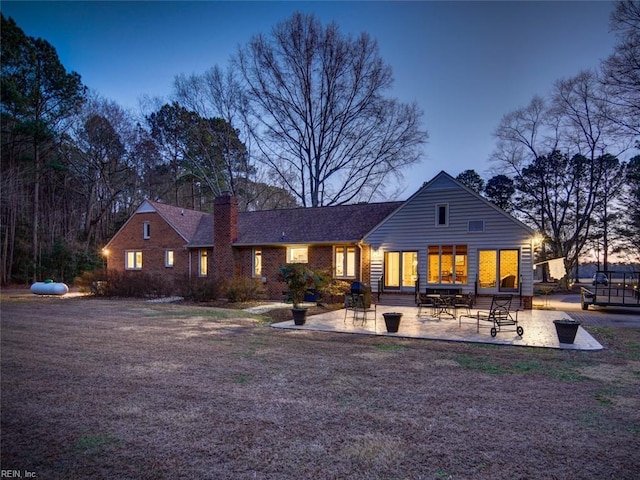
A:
416 293 437 316
462 294 523 337
344 293 376 325
452 293 474 317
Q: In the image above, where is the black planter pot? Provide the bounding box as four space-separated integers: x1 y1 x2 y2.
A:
382 312 403 333
292 308 308 326
553 319 581 344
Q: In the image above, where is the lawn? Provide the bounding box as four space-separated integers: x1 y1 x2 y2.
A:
1 296 639 479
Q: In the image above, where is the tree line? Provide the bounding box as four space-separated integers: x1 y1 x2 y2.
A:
1 4 638 286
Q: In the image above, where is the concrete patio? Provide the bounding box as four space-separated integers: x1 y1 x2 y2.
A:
271 304 603 350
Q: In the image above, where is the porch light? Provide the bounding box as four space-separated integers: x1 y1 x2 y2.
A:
102 248 109 257
532 234 544 248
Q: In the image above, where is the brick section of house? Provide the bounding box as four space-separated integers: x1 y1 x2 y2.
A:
105 212 190 281
361 245 372 286
260 247 287 299
212 193 238 281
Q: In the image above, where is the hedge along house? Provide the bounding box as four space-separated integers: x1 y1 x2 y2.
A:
364 171 537 308
103 172 537 308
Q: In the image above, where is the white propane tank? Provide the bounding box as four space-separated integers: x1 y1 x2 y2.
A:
30 281 69 295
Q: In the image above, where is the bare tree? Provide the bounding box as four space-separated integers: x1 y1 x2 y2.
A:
63 94 136 248
612 155 640 263
491 70 630 280
601 1 640 139
235 12 427 207
492 95 559 171
173 66 267 211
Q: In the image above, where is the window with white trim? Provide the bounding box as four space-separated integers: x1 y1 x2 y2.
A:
334 246 356 278
125 251 143 270
165 250 174 268
287 246 308 263
427 245 467 284
143 222 151 239
253 248 262 277
199 250 208 276
384 251 418 288
436 204 448 226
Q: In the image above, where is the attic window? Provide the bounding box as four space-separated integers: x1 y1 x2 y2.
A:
436 204 448 226
468 220 485 232
143 222 151 239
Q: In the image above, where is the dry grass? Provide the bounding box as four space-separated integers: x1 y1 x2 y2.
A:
1 295 639 479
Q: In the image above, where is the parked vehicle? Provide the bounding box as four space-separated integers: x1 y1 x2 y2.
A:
592 273 609 286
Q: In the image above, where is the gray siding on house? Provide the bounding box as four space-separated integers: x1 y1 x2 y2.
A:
365 173 535 296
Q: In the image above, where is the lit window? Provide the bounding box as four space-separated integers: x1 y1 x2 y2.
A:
334 246 356 278
253 248 262 277
287 246 308 263
143 222 150 239
427 245 467 284
479 249 519 291
165 250 174 268
384 251 417 288
403 251 418 287
436 204 448 226
199 250 208 276
125 251 143 270
499 250 519 291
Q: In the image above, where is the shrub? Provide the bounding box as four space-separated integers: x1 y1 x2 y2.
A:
74 269 107 294
93 270 173 298
179 276 221 302
223 277 266 302
319 277 352 304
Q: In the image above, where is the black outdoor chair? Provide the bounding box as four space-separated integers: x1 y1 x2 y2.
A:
462 294 523 337
452 292 474 317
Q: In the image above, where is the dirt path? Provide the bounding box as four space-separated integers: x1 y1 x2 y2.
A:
2 296 639 479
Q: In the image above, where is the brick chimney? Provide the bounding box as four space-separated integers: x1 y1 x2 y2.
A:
213 191 238 280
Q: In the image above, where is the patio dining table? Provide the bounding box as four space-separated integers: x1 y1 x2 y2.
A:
428 294 457 319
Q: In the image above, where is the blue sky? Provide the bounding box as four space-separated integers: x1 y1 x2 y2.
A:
2 1 618 199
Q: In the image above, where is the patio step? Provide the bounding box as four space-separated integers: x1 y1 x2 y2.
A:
376 294 415 307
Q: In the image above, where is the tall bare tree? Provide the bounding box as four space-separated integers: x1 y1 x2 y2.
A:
63 95 135 248
491 69 630 279
601 1 640 139
236 12 427 207
612 155 640 263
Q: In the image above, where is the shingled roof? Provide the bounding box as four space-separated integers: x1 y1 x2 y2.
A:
235 202 402 245
145 200 208 243
183 201 402 248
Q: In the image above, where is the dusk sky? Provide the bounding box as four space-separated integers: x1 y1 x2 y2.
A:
2 1 618 199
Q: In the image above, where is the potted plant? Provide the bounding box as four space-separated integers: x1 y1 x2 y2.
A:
278 264 325 325
382 312 403 333
553 318 581 344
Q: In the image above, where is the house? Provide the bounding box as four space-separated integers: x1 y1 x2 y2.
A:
103 171 537 308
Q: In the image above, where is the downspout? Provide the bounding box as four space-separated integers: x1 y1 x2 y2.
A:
357 240 364 283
